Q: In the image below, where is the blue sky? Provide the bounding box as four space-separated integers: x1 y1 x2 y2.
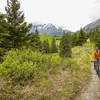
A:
0 0 100 31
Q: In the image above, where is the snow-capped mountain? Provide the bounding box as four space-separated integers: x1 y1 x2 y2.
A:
30 23 71 35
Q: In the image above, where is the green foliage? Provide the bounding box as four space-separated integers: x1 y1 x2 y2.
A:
5 0 32 48
42 32 48 37
42 40 50 53
72 32 79 47
40 33 53 45
0 14 10 62
0 14 10 48
65 58 80 73
77 28 87 46
28 29 42 51
95 29 100 48
0 48 7 62
89 29 98 43
60 32 72 57
0 14 8 32
51 38 58 53
40 33 60 43
93 28 100 48
0 49 63 84
89 28 100 48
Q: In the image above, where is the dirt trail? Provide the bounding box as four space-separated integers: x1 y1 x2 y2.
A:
75 63 100 100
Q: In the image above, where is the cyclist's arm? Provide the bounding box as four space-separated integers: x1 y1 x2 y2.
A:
91 52 95 62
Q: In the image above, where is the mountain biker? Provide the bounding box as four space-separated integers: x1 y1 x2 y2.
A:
91 47 100 74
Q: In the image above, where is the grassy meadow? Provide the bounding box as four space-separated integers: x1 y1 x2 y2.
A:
40 33 61 47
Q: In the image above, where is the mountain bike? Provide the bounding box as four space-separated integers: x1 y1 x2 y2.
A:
94 59 100 77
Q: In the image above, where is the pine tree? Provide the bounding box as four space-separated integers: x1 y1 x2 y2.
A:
0 13 10 61
60 32 72 57
0 14 6 47
95 28 100 48
0 14 11 48
89 28 98 43
77 28 86 46
5 0 32 48
29 29 42 51
51 38 58 53
86 32 90 39
89 31 94 42
72 32 78 47
42 40 50 53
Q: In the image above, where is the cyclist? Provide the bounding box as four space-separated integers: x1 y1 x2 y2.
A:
91 47 100 74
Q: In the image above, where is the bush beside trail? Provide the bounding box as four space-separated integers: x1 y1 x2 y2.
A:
0 49 62 85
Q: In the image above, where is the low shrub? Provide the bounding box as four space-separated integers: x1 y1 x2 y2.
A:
0 49 63 84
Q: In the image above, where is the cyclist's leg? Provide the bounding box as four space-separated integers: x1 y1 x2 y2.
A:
96 64 99 74
96 61 99 74
94 58 97 70
94 61 99 74
94 62 97 70
97 59 100 76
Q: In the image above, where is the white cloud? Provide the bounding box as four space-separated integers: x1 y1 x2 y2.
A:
0 0 6 13
95 0 100 3
89 1 100 21
0 0 100 31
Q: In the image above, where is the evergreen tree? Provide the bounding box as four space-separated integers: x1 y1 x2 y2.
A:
0 13 12 48
5 0 32 48
0 14 7 33
60 32 72 57
89 31 94 42
51 38 58 53
0 14 8 48
42 40 50 53
90 28 98 43
0 13 10 61
29 29 42 51
77 28 86 46
95 28 100 48
72 32 78 47
86 32 90 39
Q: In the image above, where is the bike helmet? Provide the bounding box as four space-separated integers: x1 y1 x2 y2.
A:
96 47 99 51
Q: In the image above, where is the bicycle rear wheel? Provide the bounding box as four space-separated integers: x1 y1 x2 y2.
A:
96 61 100 77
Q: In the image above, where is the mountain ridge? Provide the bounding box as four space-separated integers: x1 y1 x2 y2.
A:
83 19 100 32
30 23 72 35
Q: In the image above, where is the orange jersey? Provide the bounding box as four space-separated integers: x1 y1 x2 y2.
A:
91 50 100 62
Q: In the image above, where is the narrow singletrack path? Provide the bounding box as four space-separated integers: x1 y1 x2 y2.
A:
75 63 100 100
